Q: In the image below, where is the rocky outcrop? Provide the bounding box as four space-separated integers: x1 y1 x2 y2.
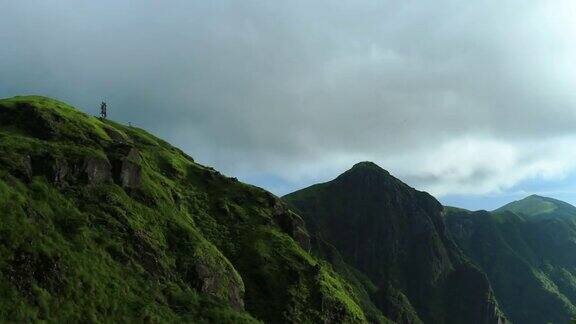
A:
20 155 33 182
52 158 69 185
11 139 142 190
107 144 142 190
118 148 141 189
272 201 311 251
82 156 112 185
26 153 113 186
194 258 245 310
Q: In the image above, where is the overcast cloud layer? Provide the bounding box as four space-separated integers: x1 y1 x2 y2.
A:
2 1 576 209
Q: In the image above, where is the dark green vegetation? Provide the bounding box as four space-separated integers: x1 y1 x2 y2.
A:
0 96 370 323
284 162 507 324
445 195 576 324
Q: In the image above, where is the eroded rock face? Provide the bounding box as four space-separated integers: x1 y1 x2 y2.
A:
119 148 141 189
194 260 245 310
128 230 165 277
107 145 142 190
25 147 141 189
21 155 33 182
10 138 139 191
273 201 311 252
167 221 246 312
29 154 69 186
52 159 69 185
82 157 112 185
25 153 111 186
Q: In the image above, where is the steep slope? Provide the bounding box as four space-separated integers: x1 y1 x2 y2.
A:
445 199 576 324
0 95 370 323
309 236 398 323
284 162 506 324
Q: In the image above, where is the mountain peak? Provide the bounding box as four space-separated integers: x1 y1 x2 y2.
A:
351 161 381 169
348 161 391 174
495 194 576 219
334 161 402 189
285 161 504 323
347 161 391 176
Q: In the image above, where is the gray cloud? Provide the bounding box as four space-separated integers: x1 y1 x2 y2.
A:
2 0 576 198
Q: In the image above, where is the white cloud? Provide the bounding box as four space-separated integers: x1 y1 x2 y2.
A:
383 136 576 197
3 1 576 198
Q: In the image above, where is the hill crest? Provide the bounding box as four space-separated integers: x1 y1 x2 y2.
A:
494 194 576 219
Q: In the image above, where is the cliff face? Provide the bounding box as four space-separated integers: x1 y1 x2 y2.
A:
0 96 368 323
285 162 507 324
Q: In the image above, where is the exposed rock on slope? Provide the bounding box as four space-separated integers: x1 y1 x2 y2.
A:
285 162 507 324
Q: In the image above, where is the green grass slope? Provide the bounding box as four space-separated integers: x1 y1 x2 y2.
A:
445 201 576 324
0 96 371 323
494 194 576 219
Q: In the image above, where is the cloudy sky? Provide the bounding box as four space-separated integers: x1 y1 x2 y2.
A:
3 1 576 210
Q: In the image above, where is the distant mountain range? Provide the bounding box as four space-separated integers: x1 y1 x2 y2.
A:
1 95 575 323
445 195 576 324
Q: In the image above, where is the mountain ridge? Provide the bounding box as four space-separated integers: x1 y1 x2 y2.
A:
0 95 370 323
445 195 576 323
4 95 573 323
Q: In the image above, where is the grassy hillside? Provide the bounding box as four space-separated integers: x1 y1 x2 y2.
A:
445 201 576 324
0 96 371 323
494 194 576 219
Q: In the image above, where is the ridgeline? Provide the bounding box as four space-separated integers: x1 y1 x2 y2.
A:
0 96 367 323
